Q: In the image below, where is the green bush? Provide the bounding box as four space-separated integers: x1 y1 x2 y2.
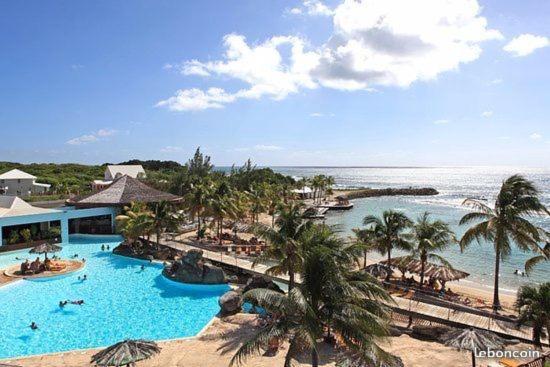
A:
8 231 20 245
20 228 32 245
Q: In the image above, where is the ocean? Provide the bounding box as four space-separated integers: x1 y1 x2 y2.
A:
270 166 550 293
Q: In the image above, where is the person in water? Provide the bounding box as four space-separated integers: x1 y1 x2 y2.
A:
30 322 38 330
106 245 110 250
101 244 105 251
59 300 68 308
140 265 145 271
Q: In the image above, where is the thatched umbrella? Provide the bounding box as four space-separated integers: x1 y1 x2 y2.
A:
442 328 507 367
425 266 469 283
363 263 393 279
91 339 161 366
29 242 62 260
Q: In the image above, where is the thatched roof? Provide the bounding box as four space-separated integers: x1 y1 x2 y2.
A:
69 175 181 208
91 339 160 366
30 243 62 255
380 256 469 282
442 327 506 352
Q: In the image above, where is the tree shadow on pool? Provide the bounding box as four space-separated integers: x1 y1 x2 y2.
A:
152 275 227 300
93 252 145 270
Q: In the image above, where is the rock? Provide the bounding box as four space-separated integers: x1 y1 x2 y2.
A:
163 249 227 284
219 291 242 316
243 275 283 293
412 325 452 341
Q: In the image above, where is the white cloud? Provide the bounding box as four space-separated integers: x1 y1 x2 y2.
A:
66 134 98 145
489 78 503 85
160 146 184 153
66 129 117 145
96 128 117 137
314 0 502 90
254 144 283 151
503 34 549 57
156 87 237 111
530 133 542 141
288 1 333 16
158 0 502 111
303 0 333 16
433 119 449 125
481 111 493 118
289 7 302 15
310 112 324 117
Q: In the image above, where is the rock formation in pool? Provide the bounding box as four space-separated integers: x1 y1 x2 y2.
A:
163 249 227 284
114 239 181 261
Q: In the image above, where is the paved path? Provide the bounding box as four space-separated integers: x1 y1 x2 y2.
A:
161 237 546 346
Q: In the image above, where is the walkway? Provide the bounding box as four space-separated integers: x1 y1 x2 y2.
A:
160 237 547 346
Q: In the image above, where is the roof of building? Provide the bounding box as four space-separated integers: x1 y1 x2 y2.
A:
105 165 145 180
0 169 37 180
291 186 313 194
0 196 59 218
70 175 181 208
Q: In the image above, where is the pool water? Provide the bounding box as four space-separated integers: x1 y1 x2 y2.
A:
0 235 229 360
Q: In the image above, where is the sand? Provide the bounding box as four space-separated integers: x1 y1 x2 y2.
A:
6 314 480 367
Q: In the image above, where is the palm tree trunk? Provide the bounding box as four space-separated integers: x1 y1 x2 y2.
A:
288 269 295 291
386 248 392 281
197 215 201 237
471 350 476 367
533 324 542 348
311 348 319 367
363 250 367 268
156 228 161 250
420 258 426 287
492 245 501 311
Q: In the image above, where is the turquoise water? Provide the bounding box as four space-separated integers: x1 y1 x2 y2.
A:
270 166 550 292
0 235 229 360
325 196 550 293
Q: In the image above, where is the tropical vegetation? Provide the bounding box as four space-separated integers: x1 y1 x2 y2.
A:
232 224 401 367
361 210 413 280
515 282 550 347
459 175 549 311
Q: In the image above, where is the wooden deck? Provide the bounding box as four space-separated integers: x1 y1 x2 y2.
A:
160 237 547 346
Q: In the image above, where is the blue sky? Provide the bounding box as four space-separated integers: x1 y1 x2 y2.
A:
1 0 549 167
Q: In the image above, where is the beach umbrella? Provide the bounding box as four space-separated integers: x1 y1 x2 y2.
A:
29 242 62 260
442 327 507 367
91 339 161 366
363 263 393 279
425 266 469 283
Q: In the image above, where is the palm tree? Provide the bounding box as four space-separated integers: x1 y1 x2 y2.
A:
232 224 399 367
525 242 549 275
410 212 456 286
206 181 238 245
363 210 413 280
115 202 154 247
514 282 550 348
459 175 549 311
252 202 310 291
353 227 377 268
151 201 179 249
183 181 212 237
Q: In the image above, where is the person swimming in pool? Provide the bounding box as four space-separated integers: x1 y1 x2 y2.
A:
30 322 38 330
59 300 68 308
140 265 145 271
101 244 105 251
106 245 110 250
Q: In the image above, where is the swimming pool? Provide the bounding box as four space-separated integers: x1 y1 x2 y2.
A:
0 235 230 360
